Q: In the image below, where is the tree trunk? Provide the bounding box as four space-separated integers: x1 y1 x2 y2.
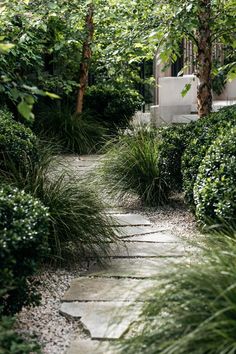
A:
76 3 94 115
196 0 212 117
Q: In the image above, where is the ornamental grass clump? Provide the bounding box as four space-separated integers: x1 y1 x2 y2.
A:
2 142 116 263
194 126 236 231
100 126 170 207
121 235 236 354
34 102 108 154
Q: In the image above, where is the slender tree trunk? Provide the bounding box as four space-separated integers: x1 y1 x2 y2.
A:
196 0 212 117
76 3 94 114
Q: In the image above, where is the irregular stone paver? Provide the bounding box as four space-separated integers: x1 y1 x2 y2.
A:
123 231 180 243
63 278 156 302
109 242 186 258
67 340 117 354
84 257 189 278
112 214 151 226
114 225 167 237
61 302 143 339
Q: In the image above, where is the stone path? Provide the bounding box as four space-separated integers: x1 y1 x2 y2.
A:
60 156 191 353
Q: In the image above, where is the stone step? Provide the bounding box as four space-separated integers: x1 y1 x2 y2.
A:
111 214 151 227
109 242 186 258
172 114 198 124
114 225 167 237
60 301 143 339
84 257 189 278
67 340 117 354
62 277 157 302
122 231 180 243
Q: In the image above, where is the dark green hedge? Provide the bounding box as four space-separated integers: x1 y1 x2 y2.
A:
182 105 236 207
0 185 49 315
84 85 142 132
0 109 39 174
194 126 236 229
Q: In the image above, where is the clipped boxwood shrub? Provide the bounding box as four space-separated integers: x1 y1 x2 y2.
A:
194 127 236 229
0 185 49 315
84 85 142 131
182 105 236 207
0 109 39 174
158 124 193 192
0 316 41 354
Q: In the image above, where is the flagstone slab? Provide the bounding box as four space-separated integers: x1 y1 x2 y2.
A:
60 301 143 339
123 231 180 243
67 339 118 354
62 277 156 302
85 257 189 278
112 214 151 226
114 225 167 237
109 242 186 258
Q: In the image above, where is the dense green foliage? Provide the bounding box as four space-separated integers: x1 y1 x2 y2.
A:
0 316 41 354
0 185 49 315
0 109 39 174
2 143 116 262
84 86 142 132
158 124 192 192
34 102 107 153
121 236 236 354
100 127 170 206
194 127 236 230
182 105 236 207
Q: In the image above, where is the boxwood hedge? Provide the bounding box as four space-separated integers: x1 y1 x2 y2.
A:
194 126 236 230
182 105 236 208
0 185 49 315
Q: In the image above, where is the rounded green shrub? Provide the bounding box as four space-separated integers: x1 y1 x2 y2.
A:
158 124 193 192
194 127 236 229
100 127 170 207
0 185 49 315
0 109 39 174
0 316 41 354
84 85 142 132
182 105 236 207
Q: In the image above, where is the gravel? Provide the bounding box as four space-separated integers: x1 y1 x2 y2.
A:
15 268 88 354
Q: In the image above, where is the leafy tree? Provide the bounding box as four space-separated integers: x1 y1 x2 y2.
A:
152 0 236 117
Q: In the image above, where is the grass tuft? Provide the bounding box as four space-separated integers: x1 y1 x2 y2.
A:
121 234 236 354
99 126 170 207
0 141 117 263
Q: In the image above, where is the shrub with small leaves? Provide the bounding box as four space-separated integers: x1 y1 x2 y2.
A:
84 85 142 132
0 109 39 174
182 105 236 207
194 127 236 229
0 316 41 354
0 185 49 315
158 124 193 192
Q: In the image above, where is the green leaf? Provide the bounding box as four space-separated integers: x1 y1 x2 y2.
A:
17 100 34 121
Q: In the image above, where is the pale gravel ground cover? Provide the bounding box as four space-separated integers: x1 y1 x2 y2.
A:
15 200 201 354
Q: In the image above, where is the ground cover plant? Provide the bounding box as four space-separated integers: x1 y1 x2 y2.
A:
194 126 236 231
99 126 170 207
0 185 49 315
121 235 236 354
182 105 236 208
